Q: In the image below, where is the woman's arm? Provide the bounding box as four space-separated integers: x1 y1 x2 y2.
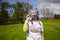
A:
23 14 30 32
42 32 44 40
23 20 28 32
39 21 44 40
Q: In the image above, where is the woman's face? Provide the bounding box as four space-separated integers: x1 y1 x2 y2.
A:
31 15 35 20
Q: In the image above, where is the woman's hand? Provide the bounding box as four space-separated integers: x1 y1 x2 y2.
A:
26 14 30 20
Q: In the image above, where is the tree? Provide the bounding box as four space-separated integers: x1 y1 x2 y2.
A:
11 2 32 23
54 14 60 19
0 10 9 24
0 1 10 24
1 2 9 10
44 8 54 19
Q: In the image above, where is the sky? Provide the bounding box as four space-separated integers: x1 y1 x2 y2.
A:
6 0 40 16
40 0 60 3
7 0 39 8
6 0 60 9
6 0 60 16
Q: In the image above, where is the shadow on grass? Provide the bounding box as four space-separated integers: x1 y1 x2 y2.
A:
0 21 24 25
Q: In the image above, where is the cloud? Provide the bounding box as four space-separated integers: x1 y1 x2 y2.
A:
35 0 60 3
30 0 60 15
36 2 60 14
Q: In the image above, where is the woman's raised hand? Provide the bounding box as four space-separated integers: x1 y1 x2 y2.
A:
26 14 30 20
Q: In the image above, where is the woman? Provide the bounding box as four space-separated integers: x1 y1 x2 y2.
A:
23 10 44 40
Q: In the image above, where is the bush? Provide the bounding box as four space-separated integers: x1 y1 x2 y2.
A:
54 14 60 19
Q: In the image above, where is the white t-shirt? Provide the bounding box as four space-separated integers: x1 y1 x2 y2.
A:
28 20 43 34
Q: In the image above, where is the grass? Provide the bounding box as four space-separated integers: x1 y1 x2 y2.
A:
0 24 26 40
0 19 60 40
42 19 60 40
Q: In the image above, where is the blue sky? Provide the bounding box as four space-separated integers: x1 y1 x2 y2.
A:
6 0 60 17
7 0 40 8
6 0 41 16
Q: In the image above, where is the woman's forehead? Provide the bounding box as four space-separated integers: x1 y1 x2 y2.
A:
30 11 36 15
31 10 36 13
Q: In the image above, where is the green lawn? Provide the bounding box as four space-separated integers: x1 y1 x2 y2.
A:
0 19 60 40
42 19 60 40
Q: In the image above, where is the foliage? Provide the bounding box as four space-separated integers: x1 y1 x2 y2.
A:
1 2 9 9
54 14 60 19
0 10 9 24
0 1 32 24
11 2 32 23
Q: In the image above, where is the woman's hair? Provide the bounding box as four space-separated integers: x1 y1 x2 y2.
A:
28 8 39 24
30 15 39 24
31 15 39 20
37 16 39 20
